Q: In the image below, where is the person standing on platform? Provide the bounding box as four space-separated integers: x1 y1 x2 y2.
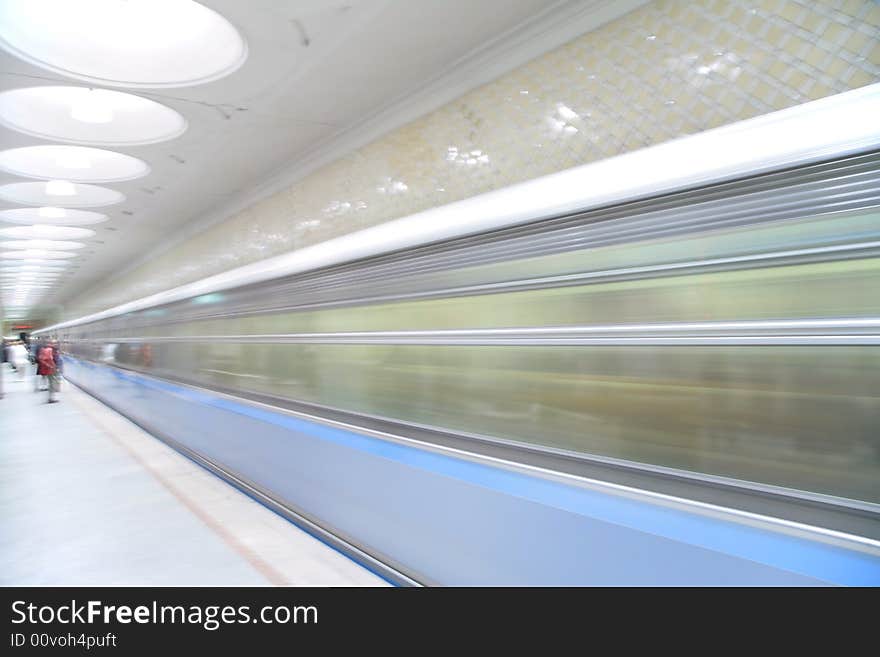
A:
38 341 60 403
9 341 28 378
33 340 47 392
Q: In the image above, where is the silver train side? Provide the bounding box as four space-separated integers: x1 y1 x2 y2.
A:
58 152 880 585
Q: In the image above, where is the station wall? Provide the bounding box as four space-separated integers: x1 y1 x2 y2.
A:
65 0 880 317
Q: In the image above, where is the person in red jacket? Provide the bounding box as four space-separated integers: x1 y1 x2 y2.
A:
33 341 47 392
38 341 60 403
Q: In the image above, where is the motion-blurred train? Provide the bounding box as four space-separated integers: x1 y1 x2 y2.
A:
38 86 880 585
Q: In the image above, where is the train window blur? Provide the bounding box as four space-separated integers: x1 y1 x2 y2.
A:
61 162 880 506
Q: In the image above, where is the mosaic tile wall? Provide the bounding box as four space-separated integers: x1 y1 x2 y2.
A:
66 0 880 317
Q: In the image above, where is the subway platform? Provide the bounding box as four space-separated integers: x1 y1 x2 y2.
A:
0 365 387 586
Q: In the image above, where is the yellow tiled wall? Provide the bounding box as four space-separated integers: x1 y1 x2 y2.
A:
67 0 880 317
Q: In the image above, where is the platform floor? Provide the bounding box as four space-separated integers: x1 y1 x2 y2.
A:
0 365 387 586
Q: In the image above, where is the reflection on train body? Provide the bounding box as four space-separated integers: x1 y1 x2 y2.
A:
64 198 880 506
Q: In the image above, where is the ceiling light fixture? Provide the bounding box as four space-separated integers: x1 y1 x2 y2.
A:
0 0 248 88
0 207 108 227
55 151 91 169
45 180 75 196
0 182 124 207
0 239 86 251
70 89 113 124
0 225 96 240
0 145 149 182
0 87 188 146
19 259 71 265
1 267 67 273
0 250 78 260
39 207 66 219
23 271 58 278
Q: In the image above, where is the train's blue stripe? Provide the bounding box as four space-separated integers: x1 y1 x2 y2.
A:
96 361 880 586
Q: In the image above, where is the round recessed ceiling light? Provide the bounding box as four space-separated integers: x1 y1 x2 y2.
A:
0 207 109 226
0 87 188 146
2 274 60 279
0 145 149 183
1 250 78 260
0 262 68 275
0 225 96 240
0 239 86 251
0 182 124 207
1 274 58 279
45 180 76 196
0 263 65 269
1 264 63 270
7 285 53 288
0 0 248 88
1 260 71 268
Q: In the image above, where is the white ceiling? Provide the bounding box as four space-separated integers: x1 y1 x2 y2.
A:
0 0 582 314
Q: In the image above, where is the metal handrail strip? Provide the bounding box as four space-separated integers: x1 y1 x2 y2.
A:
102 239 880 329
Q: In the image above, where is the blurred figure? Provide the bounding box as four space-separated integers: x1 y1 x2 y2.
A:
0 338 6 400
9 341 28 378
100 342 117 364
38 340 61 403
33 340 48 392
140 343 153 368
53 340 64 380
4 339 14 371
